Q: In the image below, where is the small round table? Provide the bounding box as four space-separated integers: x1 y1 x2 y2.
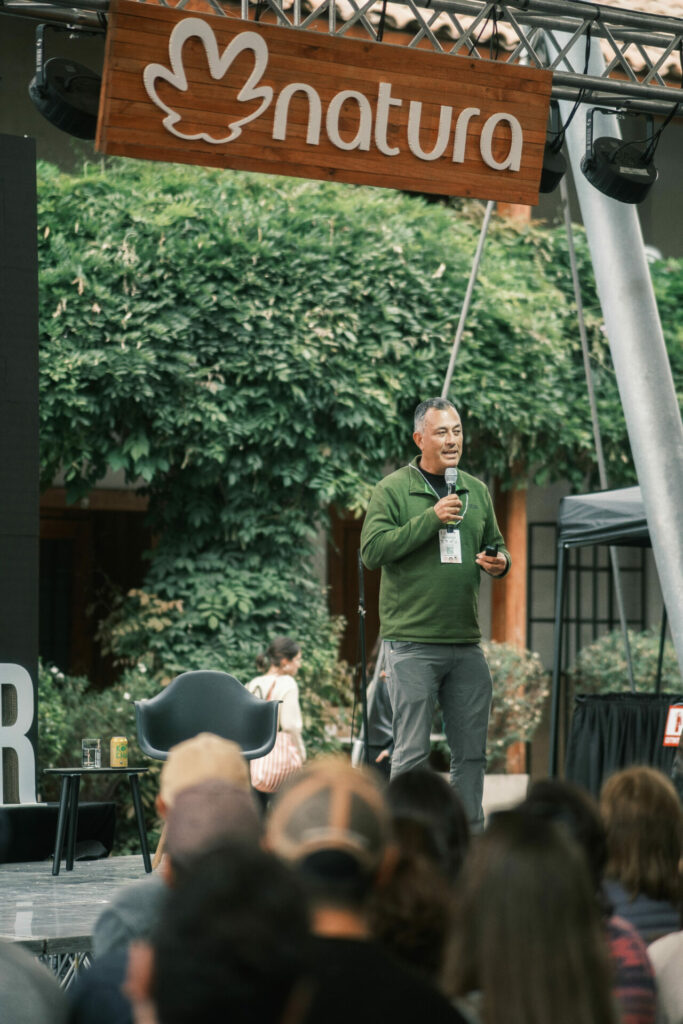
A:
43 767 151 876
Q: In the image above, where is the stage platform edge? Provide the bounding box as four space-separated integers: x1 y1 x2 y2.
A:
0 855 151 969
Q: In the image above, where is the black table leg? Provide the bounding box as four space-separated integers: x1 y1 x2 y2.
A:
65 774 81 871
128 773 152 873
51 775 71 877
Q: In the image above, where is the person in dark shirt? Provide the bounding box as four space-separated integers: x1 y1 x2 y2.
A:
368 767 470 980
125 841 311 1024
68 779 264 1024
266 758 468 1024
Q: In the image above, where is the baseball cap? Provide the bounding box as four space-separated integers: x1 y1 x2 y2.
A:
266 758 391 875
160 732 250 806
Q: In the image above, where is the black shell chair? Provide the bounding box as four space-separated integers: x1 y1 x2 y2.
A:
134 670 280 762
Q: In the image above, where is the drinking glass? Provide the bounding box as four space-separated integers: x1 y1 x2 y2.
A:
81 738 101 769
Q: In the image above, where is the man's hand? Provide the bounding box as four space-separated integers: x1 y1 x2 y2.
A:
433 494 463 524
475 550 508 577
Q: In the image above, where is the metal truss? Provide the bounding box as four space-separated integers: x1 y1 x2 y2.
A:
2 0 682 114
39 950 92 989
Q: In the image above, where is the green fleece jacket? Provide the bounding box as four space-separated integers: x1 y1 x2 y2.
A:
360 457 510 643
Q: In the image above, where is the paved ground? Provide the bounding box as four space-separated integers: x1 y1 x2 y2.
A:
482 773 529 819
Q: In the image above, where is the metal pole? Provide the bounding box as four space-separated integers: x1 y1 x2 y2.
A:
549 543 567 775
544 30 683 676
655 607 668 696
441 199 494 399
357 551 371 766
559 177 637 693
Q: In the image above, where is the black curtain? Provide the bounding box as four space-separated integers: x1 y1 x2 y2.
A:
565 693 683 797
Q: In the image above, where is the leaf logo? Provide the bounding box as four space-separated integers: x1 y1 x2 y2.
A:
143 19 273 144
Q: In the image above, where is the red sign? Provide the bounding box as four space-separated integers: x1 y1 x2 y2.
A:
663 704 683 747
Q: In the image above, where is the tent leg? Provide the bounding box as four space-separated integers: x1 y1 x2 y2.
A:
549 545 567 776
655 608 668 696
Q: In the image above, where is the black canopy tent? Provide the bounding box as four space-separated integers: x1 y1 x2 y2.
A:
549 487 678 793
555 487 650 549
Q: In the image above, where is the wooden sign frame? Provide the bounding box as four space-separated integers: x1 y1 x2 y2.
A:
97 1 552 203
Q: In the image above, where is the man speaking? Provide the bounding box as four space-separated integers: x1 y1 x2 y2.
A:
360 398 509 830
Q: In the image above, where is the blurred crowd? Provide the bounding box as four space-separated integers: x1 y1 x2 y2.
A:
3 736 683 1024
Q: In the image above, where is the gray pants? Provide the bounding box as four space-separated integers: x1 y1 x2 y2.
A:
383 640 493 829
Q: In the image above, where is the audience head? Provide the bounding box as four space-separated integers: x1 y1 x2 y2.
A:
386 767 470 881
266 758 392 909
445 809 617 1024
164 778 262 881
0 942 69 1024
521 778 607 894
256 636 301 674
367 768 469 978
126 843 310 1024
158 732 250 817
600 765 683 902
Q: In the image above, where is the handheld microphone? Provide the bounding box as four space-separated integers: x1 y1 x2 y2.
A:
444 467 458 533
444 467 458 494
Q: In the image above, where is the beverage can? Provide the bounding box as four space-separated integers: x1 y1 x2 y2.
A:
110 736 128 768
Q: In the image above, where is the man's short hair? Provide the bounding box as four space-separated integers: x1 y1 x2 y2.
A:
414 398 458 433
151 842 310 1024
160 733 250 807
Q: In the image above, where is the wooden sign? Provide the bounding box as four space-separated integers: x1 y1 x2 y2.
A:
97 1 552 203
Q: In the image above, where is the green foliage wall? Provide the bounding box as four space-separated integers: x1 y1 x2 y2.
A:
36 160 682 726
484 640 549 769
567 628 682 697
40 160 681 516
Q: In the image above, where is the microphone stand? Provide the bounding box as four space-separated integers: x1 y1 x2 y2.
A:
357 550 371 766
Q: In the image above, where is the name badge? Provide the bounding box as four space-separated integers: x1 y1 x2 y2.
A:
439 529 462 564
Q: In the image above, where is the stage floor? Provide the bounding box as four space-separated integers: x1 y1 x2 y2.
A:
0 855 150 955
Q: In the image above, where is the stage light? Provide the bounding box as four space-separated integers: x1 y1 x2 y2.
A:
28 24 102 140
580 108 658 204
539 101 567 194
